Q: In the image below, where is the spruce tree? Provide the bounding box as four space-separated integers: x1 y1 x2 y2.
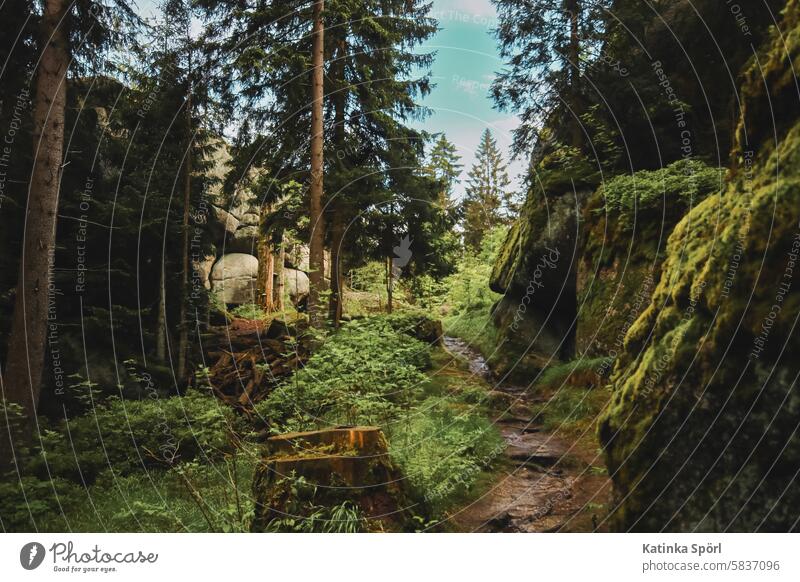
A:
426 134 462 208
462 129 513 249
492 0 607 155
197 0 437 325
1 0 140 467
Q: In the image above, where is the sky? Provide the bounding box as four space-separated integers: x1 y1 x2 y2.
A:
414 0 524 200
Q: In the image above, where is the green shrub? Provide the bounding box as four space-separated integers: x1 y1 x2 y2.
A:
599 158 725 227
441 226 505 316
0 475 87 532
32 390 239 483
3 447 260 533
230 303 269 320
389 398 504 514
256 316 431 432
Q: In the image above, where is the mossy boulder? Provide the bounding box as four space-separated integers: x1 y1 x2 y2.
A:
599 1 800 531
488 189 582 383
576 159 724 360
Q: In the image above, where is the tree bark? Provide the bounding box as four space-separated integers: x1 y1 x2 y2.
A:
386 256 393 314
275 234 285 310
156 258 168 362
327 36 347 327
1 0 69 449
307 0 326 328
258 237 275 312
328 213 345 325
178 47 192 382
565 0 582 147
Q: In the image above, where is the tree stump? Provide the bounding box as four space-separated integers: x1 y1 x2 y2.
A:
251 426 408 531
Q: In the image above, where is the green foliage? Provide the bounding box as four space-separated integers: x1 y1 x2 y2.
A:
2 415 255 533
406 274 448 311
599 159 725 227
537 387 600 433
462 129 517 248
22 449 258 533
535 357 606 390
389 398 504 514
442 226 506 317
29 390 238 484
425 133 463 207
256 316 431 432
264 474 366 533
230 303 269 320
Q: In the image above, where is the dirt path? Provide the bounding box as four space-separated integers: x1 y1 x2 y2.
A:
442 337 611 532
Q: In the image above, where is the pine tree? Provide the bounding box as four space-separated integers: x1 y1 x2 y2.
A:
197 0 437 326
1 0 141 466
492 0 607 155
426 134 462 208
462 129 513 248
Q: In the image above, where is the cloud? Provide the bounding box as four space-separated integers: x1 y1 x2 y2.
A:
430 0 499 27
435 0 496 17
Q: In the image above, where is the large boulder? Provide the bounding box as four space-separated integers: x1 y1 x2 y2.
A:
575 159 723 364
487 191 582 382
285 243 310 271
208 205 240 244
210 253 259 305
225 225 260 254
284 267 310 302
192 254 216 291
600 4 800 531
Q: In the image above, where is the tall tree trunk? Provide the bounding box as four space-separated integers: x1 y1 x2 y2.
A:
1 0 69 461
178 49 192 383
328 213 345 325
307 0 326 328
275 234 285 310
566 0 582 147
257 237 275 312
386 256 393 314
327 37 347 327
156 259 168 362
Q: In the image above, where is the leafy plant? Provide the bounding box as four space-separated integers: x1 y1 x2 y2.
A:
599 158 725 227
230 303 269 320
256 317 431 432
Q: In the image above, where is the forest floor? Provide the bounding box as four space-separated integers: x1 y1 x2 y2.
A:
440 337 611 532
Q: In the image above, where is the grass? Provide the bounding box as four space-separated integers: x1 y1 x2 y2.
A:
23 448 260 533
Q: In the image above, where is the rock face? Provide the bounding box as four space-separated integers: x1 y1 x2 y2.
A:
600 2 800 531
226 224 259 254
209 253 259 305
489 157 723 385
208 205 240 242
285 243 310 271
251 427 407 532
488 190 582 382
193 254 216 290
575 159 724 368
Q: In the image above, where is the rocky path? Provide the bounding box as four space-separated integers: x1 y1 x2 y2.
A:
442 337 610 532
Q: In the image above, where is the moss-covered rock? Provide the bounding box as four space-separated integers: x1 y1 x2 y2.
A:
488 158 722 384
576 159 724 359
488 188 582 382
599 1 800 531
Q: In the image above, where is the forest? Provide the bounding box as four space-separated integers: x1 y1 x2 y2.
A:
0 0 798 534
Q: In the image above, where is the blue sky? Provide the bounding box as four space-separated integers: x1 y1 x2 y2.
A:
414 0 524 199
